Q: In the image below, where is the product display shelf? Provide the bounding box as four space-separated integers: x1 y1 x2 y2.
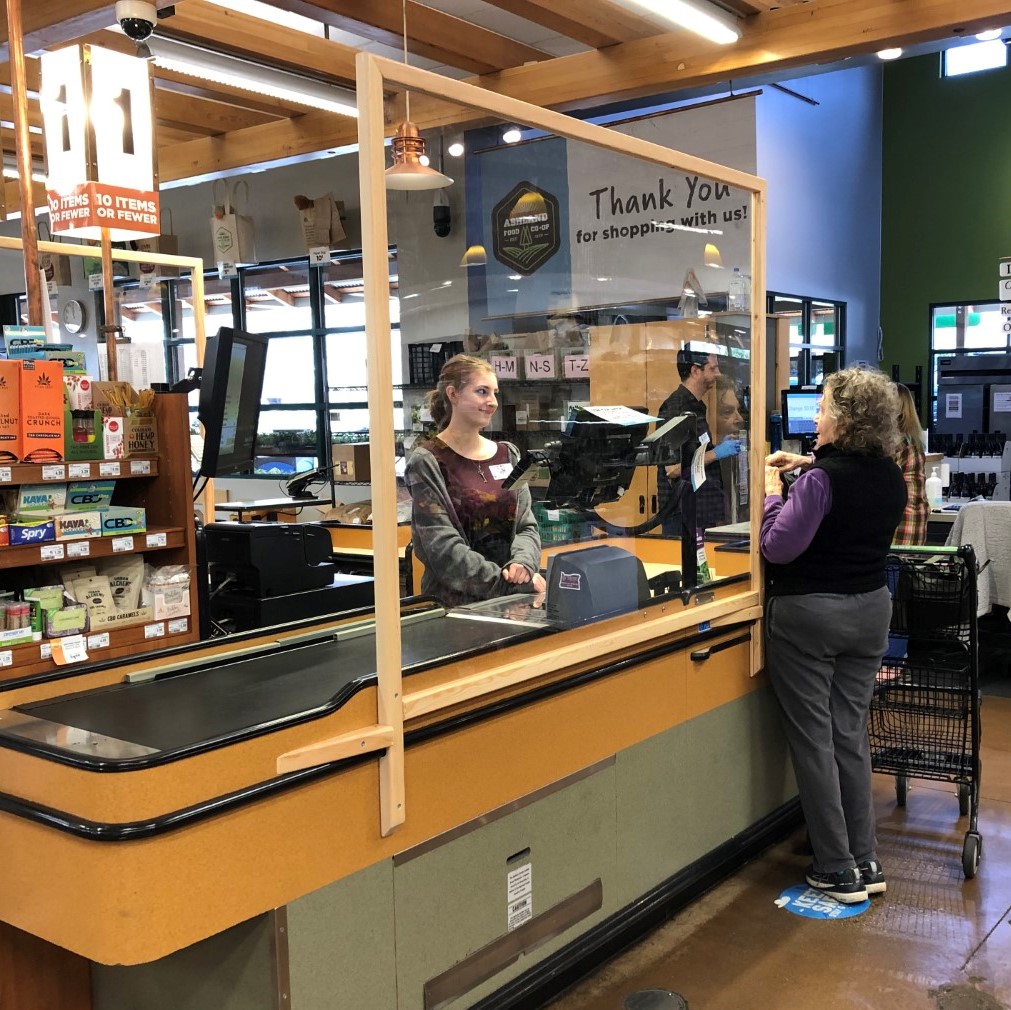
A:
0 458 160 486
0 526 187 570
0 614 196 683
0 394 200 681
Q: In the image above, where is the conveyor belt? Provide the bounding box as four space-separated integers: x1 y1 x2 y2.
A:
3 614 540 765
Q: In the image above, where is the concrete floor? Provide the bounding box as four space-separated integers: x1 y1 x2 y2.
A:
547 694 1011 1010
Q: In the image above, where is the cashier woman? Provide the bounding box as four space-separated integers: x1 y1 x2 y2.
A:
406 355 546 608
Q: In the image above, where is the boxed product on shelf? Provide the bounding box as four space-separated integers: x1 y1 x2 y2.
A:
99 507 146 536
92 383 158 456
55 511 103 541
0 358 21 464
332 442 371 482
9 516 55 546
103 416 125 459
0 519 7 547
20 359 65 463
46 349 87 373
24 585 65 635
65 481 115 511
4 483 67 515
64 409 104 461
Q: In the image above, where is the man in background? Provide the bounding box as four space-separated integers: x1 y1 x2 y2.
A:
657 348 741 534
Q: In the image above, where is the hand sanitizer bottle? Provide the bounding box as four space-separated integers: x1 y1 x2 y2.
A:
925 466 942 509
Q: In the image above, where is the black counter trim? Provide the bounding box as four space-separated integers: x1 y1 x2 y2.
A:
0 621 756 841
406 621 753 749
0 749 378 841
468 798 803 1010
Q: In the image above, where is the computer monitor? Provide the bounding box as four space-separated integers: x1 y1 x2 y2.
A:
540 407 651 510
198 326 270 478
781 387 821 440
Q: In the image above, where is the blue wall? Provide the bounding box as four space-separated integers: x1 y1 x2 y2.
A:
757 65 884 365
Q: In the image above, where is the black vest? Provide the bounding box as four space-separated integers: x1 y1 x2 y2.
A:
766 445 907 597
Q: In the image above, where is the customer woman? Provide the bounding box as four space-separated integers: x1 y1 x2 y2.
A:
763 367 907 903
406 354 545 608
893 383 928 546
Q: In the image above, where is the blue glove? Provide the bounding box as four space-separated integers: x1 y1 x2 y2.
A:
713 437 742 460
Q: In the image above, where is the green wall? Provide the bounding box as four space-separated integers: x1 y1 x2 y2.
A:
880 53 1011 394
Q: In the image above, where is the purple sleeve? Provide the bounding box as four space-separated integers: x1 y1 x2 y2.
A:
760 469 832 564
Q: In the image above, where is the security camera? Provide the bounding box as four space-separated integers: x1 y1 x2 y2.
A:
116 0 158 42
433 204 451 238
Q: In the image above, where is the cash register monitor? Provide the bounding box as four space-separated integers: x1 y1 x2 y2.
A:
198 326 270 478
541 407 650 510
781 388 821 440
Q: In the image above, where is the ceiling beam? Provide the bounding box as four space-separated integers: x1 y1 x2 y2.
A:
266 0 549 74
478 0 659 48
0 0 115 61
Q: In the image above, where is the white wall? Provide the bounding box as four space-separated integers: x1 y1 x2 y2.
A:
757 65 885 365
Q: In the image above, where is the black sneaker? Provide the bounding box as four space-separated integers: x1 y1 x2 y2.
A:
804 865 868 904
858 859 887 895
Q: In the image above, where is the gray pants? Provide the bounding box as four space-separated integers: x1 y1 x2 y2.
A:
765 587 892 873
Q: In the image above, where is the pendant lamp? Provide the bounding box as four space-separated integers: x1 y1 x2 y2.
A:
386 0 452 191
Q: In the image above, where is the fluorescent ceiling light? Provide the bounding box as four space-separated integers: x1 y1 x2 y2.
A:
146 36 357 116
613 0 741 45
877 47 903 60
976 29 1003 41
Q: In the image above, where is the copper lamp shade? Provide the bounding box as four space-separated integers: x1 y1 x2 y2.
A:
385 121 453 190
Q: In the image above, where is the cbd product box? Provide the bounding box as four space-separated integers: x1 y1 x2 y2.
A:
63 409 104 461
20 360 65 463
0 359 21 463
4 483 67 515
332 442 371 482
55 511 103 541
100 507 146 536
45 349 87 373
9 516 56 546
66 481 115 511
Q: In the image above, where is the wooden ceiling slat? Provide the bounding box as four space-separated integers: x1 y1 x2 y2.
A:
267 0 549 74
154 89 281 135
0 0 114 60
479 0 659 47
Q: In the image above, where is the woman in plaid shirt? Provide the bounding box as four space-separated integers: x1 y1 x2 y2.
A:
893 383 928 546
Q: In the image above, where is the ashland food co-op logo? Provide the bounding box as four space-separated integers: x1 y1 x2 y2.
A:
492 182 560 275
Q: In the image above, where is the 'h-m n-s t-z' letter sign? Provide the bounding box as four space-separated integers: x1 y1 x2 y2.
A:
40 45 159 241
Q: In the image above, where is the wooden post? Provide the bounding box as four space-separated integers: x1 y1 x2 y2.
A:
100 227 120 381
5 0 44 326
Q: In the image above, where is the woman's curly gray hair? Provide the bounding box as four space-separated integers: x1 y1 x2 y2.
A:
822 367 901 457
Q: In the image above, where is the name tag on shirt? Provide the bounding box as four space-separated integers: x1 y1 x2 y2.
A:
489 462 513 481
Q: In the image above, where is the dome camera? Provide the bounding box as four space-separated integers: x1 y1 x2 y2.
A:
116 0 158 42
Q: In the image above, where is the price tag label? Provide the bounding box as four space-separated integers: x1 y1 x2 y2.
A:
68 463 91 478
42 465 66 481
67 541 91 558
112 536 135 553
40 544 66 561
87 632 110 650
524 352 556 380
88 273 103 291
0 650 11 668
0 467 10 483
40 643 52 660
563 353 589 379
168 618 189 634
51 635 88 665
138 269 158 289
146 532 167 548
130 459 152 475
100 462 121 477
144 622 166 639
308 246 332 266
218 260 238 278
491 354 518 380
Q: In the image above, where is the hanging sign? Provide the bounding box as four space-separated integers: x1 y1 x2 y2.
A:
40 45 159 240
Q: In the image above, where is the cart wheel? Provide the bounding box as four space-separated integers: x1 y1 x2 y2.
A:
896 774 907 807
958 783 970 817
962 832 982 879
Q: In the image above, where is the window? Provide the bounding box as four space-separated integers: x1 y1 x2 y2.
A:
943 40 1008 78
767 292 845 387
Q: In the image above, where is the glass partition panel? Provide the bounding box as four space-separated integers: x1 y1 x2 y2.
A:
364 80 761 669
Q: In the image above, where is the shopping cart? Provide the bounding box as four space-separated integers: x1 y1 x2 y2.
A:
868 545 982 878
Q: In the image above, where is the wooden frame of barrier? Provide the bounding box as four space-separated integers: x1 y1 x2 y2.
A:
355 53 768 838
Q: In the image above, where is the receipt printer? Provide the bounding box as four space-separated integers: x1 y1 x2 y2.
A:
205 521 336 596
545 545 649 628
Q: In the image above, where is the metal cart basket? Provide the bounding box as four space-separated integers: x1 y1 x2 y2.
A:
868 545 982 878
